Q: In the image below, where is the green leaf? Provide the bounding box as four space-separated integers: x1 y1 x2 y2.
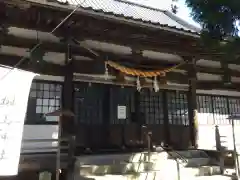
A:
185 0 240 60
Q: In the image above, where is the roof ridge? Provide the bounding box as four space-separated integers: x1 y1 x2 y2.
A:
114 0 200 33
114 0 166 13
21 0 199 35
163 10 201 32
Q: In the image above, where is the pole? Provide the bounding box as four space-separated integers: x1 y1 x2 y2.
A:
147 132 152 162
56 116 62 180
231 118 240 179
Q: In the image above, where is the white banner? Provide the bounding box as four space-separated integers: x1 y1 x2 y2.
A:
0 66 37 176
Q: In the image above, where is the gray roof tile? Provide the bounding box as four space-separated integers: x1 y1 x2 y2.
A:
46 0 201 34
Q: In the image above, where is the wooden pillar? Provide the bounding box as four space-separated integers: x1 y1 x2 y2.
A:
162 91 170 146
133 91 140 139
102 85 111 147
221 61 231 85
61 43 75 180
187 58 198 148
61 44 74 135
133 91 143 142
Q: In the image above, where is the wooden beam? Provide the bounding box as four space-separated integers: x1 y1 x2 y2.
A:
0 53 103 75
0 53 65 75
105 53 240 77
0 3 238 63
0 2 227 60
2 33 240 78
0 52 189 83
3 33 240 79
0 33 181 67
0 0 196 45
0 34 95 58
197 81 240 91
73 74 188 90
65 30 215 59
2 50 240 88
73 60 105 74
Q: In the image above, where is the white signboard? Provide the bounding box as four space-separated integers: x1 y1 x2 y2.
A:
0 66 37 176
117 105 126 119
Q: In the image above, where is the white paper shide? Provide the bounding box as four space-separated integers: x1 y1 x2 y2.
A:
0 66 37 176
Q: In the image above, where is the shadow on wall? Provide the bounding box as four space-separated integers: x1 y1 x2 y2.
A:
215 125 228 152
21 125 59 153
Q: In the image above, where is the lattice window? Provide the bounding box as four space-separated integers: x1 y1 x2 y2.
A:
198 95 233 125
197 95 214 125
26 81 62 124
139 89 164 125
212 96 229 125
228 98 240 125
167 91 189 125
74 83 103 125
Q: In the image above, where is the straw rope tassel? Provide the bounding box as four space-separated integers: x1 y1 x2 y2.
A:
106 60 185 77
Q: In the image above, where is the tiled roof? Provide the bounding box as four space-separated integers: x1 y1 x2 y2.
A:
37 0 201 35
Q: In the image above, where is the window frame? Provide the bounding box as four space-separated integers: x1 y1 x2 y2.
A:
25 80 63 125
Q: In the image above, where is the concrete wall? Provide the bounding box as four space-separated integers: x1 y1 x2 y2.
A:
20 116 240 153
21 125 58 153
20 124 190 153
198 124 240 152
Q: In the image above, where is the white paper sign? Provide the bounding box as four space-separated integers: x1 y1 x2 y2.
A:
117 105 126 119
0 66 37 176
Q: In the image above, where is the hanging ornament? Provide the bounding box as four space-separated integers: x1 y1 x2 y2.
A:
153 76 159 92
104 62 109 80
136 76 141 92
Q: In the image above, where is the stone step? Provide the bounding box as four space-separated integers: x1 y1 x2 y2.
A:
167 150 212 167
224 168 236 176
77 160 221 176
75 152 168 165
75 172 159 180
182 166 221 176
161 160 221 177
75 171 228 180
168 150 209 159
172 157 211 167
76 151 210 167
194 175 236 180
78 162 153 176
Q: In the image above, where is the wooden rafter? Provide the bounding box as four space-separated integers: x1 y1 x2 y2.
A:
0 1 240 91
1 33 240 76
0 1 238 61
